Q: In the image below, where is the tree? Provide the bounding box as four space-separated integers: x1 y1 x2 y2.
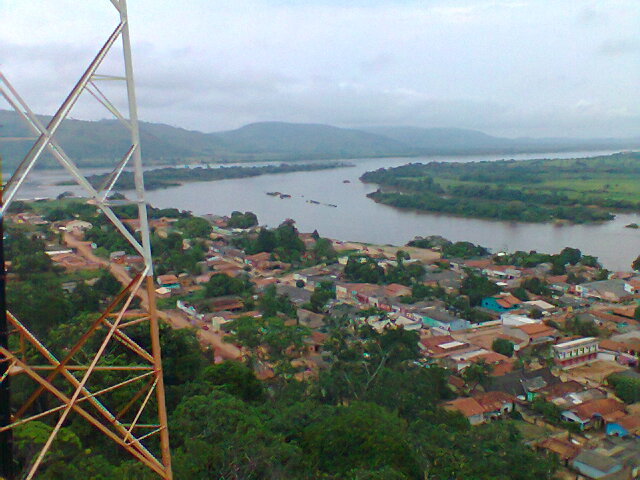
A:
205 273 251 297
200 361 264 402
171 391 303 480
521 277 551 296
175 217 212 238
227 211 258 229
492 338 515 357
558 247 582 266
255 228 277 253
311 237 337 263
94 269 122 296
309 281 335 313
69 281 101 313
462 360 494 389
608 374 640 403
344 255 385 284
302 402 422 479
460 270 500 306
564 317 599 337
633 254 640 271
259 285 296 318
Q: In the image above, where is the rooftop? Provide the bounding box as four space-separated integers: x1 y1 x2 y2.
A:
554 337 597 349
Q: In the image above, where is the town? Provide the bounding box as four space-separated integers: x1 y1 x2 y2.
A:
7 195 640 479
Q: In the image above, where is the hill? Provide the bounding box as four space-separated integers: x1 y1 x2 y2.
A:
212 121 409 158
362 125 640 155
1 109 639 171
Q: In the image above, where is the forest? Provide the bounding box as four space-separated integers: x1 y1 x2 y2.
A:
361 152 640 223
77 162 351 190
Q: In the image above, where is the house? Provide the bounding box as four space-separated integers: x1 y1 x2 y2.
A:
473 391 516 420
245 252 272 268
501 313 541 327
276 284 313 306
421 270 463 291
537 380 584 403
14 212 48 225
556 294 589 308
523 300 555 312
124 255 144 267
335 283 384 306
443 391 515 425
64 219 93 234
481 293 521 312
177 300 204 320
606 414 640 438
297 309 325 329
446 349 512 375
418 307 471 332
209 297 244 312
589 310 639 332
443 397 485 425
482 265 521 281
571 437 640 478
599 341 639 366
552 388 608 410
485 367 560 400
383 283 412 298
110 251 126 264
394 315 422 330
561 398 626 431
155 287 172 299
459 258 493 272
575 279 635 302
594 437 640 478
572 450 623 479
157 274 180 290
536 437 582 466
253 277 279 291
506 322 559 346
49 252 100 271
552 337 599 368
419 335 474 359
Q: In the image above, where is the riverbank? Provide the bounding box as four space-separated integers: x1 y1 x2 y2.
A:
64 161 354 190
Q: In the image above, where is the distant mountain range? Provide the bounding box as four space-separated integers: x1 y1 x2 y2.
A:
1 109 639 170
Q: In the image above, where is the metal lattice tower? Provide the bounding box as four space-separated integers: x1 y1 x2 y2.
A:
0 1 172 478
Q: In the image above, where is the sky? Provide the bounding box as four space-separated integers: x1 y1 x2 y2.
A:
1 0 639 137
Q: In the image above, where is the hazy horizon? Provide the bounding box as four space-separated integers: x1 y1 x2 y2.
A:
2 0 639 138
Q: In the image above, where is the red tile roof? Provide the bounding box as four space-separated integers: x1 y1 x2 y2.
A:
443 397 484 417
517 323 557 339
538 437 581 461
572 398 625 421
539 381 583 400
473 391 515 411
618 414 640 434
383 283 412 297
157 274 179 285
464 259 493 268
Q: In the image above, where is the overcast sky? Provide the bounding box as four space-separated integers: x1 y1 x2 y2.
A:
1 0 639 137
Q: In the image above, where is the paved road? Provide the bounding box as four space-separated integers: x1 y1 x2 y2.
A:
64 233 241 360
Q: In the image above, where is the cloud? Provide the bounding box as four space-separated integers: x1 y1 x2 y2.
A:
598 38 640 56
1 0 639 138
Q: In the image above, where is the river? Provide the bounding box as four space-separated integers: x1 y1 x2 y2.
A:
14 150 640 271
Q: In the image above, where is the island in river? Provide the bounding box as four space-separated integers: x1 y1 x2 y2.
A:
361 152 640 224
64 161 353 190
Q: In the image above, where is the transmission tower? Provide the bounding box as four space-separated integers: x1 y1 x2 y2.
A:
0 1 172 478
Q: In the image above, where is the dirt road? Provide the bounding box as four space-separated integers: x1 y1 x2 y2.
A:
64 233 241 359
